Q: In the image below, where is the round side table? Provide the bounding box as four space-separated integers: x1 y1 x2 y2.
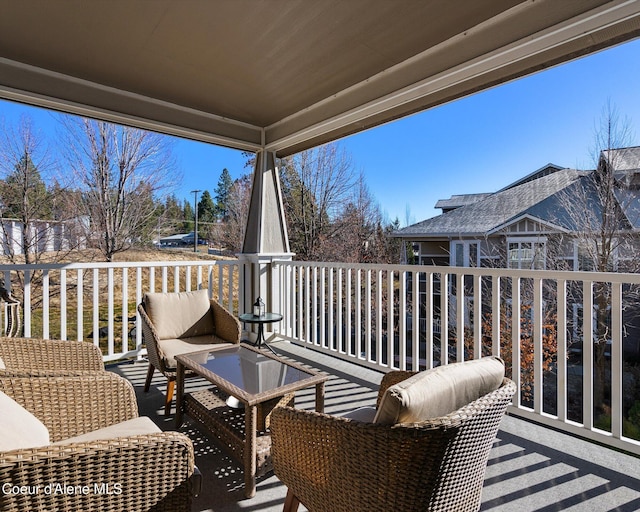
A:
238 312 283 354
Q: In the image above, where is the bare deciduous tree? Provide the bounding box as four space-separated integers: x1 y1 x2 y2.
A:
555 103 639 419
61 118 179 261
282 143 357 260
222 173 252 254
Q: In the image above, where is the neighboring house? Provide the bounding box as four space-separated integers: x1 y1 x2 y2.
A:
394 147 640 355
395 149 640 272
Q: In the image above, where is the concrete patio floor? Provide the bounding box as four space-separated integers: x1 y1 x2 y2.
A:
108 341 640 512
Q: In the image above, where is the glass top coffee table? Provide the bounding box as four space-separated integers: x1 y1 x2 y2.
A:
175 344 327 498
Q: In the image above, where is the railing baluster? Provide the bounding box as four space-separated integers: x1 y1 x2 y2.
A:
346 268 352 356
456 273 464 363
557 279 567 422
92 268 99 347
611 281 623 439
492 275 501 358
336 267 343 353
60 269 67 340
398 270 407 370
425 271 433 369
107 267 114 357
533 277 543 414
583 280 594 430
77 268 83 341
185 266 192 292
512 276 521 407
122 267 128 354
441 272 449 365
136 267 143 348
473 274 482 359
42 269 50 339
365 268 372 362
24 270 31 337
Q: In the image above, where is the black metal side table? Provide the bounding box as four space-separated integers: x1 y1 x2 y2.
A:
238 312 283 355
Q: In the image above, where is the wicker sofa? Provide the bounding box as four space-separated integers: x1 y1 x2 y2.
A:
0 372 197 512
138 289 241 415
271 357 516 512
0 337 105 377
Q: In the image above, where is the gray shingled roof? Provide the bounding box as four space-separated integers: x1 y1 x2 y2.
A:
603 146 640 171
395 168 588 237
434 193 491 210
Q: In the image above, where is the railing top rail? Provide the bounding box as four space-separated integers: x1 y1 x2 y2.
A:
0 259 239 272
272 260 640 284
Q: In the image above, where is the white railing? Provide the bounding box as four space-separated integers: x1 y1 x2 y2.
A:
0 259 241 361
273 260 640 456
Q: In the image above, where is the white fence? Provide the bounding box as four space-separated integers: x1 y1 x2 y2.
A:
4 257 640 455
0 259 241 361
273 260 640 456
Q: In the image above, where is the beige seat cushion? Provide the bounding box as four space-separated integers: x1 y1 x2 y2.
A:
53 417 161 445
0 390 50 451
144 289 215 340
374 356 505 425
158 336 235 368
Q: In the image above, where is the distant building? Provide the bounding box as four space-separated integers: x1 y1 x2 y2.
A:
0 218 87 256
158 232 205 247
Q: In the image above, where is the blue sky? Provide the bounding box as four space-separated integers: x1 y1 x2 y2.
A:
1 38 639 226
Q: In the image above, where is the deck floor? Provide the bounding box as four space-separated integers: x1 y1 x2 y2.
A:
108 340 640 512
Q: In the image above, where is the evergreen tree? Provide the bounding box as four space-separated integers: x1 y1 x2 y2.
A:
214 168 233 220
0 153 50 219
197 190 216 223
183 200 194 232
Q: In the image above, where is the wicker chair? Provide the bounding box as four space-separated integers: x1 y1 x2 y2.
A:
0 337 105 377
138 289 241 415
0 372 197 512
271 362 516 512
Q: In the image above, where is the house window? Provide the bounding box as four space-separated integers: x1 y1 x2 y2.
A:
508 239 546 269
451 241 479 267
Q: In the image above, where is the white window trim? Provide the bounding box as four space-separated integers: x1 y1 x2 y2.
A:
506 236 547 270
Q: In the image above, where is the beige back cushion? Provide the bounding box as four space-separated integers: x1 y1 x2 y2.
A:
0 390 50 451
374 356 505 425
144 290 215 340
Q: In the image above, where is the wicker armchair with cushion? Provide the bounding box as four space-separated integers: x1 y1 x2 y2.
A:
138 289 241 415
271 356 516 512
0 372 197 512
0 337 104 377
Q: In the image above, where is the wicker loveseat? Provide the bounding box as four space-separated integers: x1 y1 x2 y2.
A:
0 372 197 512
0 337 105 377
138 289 241 415
271 357 516 512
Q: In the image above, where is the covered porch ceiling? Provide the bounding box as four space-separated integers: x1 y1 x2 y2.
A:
1 1 640 157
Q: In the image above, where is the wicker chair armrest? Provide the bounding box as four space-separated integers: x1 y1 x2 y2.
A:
0 337 104 372
210 299 241 344
0 432 195 512
0 369 99 378
376 370 417 408
270 406 457 512
137 302 166 374
0 373 138 442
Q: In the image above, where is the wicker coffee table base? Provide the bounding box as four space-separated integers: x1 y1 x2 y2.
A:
184 387 294 489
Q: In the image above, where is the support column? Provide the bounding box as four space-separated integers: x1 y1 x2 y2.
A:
239 150 294 341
